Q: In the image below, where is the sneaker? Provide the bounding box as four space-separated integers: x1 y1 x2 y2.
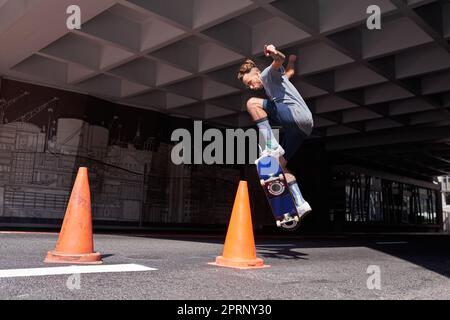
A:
297 201 312 219
260 145 285 158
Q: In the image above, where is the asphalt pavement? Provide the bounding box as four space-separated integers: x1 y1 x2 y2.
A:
0 232 449 300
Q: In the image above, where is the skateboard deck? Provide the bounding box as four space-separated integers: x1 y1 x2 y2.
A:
255 154 300 230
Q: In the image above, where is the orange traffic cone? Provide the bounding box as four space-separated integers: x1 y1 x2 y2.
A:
209 181 269 269
45 167 102 264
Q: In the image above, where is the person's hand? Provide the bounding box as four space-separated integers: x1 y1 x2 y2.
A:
264 44 277 57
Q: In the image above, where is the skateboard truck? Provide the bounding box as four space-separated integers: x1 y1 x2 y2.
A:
276 214 300 230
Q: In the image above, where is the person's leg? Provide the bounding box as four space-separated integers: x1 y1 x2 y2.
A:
275 104 311 213
246 97 268 122
279 156 306 207
247 97 281 151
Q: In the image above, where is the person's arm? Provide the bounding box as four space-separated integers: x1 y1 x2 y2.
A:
264 44 285 71
285 55 297 80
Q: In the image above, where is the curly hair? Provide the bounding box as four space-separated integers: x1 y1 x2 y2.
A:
237 59 257 82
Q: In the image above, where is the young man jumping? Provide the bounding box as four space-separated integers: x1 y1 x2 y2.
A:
237 44 314 218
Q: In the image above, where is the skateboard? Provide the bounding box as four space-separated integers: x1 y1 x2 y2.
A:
255 154 300 230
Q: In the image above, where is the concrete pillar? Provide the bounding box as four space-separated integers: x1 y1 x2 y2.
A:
0 186 4 216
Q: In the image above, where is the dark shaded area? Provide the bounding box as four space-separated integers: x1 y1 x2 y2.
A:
1 79 185 145
0 78 445 234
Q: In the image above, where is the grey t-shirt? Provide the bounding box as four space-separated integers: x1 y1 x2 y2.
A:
260 65 314 135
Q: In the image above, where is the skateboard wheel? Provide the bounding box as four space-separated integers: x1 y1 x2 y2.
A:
294 215 300 222
276 220 282 227
281 220 299 231
260 179 266 186
268 181 285 196
279 174 284 181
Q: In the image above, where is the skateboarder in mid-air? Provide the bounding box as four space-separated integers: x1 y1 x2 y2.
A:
237 44 314 220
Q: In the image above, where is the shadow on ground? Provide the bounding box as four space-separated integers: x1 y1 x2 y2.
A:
256 244 309 260
112 232 450 278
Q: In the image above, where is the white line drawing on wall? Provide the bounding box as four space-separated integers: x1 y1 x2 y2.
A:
0 93 243 226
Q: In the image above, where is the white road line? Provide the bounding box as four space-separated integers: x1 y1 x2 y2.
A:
375 241 409 245
0 264 157 278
